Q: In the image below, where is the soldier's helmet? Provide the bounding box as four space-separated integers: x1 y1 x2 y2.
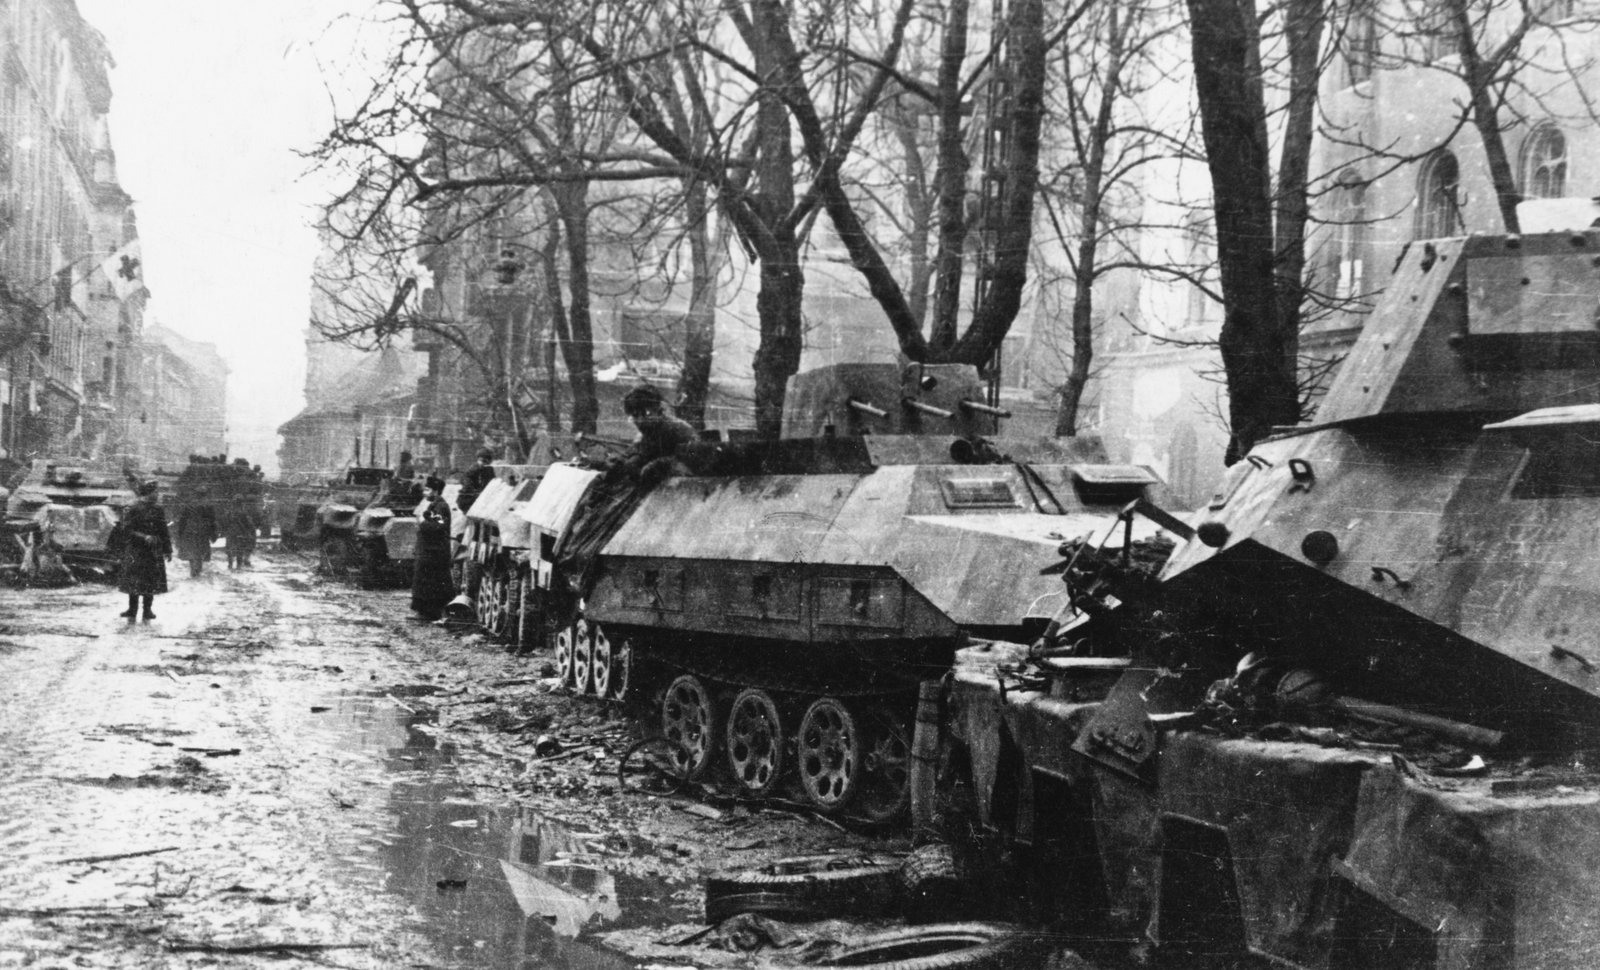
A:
623 383 665 417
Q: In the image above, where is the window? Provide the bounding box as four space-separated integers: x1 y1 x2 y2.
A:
1325 172 1368 301
1415 151 1463 240
1532 0 1575 22
1181 215 1219 332
1344 3 1379 85
617 309 686 362
1521 125 1567 199
1418 0 1459 63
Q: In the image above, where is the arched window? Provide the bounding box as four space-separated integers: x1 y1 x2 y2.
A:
1521 125 1567 199
1324 172 1368 300
1415 151 1463 240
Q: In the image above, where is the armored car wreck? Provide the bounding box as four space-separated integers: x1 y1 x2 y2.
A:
947 230 1600 969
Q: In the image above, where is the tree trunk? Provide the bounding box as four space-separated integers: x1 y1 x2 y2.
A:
553 182 599 433
947 0 1047 367
929 0 973 353
752 238 803 438
748 0 803 438
1187 0 1300 463
539 214 566 434
677 182 717 430
1271 0 1324 373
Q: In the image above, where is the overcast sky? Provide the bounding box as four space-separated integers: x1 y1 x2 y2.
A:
75 1 382 475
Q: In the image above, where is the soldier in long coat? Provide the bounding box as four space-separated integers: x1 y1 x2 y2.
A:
411 476 455 621
174 501 218 578
222 496 258 569
112 481 172 620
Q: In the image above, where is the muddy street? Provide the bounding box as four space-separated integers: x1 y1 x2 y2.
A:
0 549 912 969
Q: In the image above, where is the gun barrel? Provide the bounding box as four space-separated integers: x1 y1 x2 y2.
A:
960 398 1012 419
902 398 956 420
847 397 888 418
575 431 633 450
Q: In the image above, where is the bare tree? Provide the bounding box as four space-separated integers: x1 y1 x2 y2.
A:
1036 0 1182 434
310 0 727 436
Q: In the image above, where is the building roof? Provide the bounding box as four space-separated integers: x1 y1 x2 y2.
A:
276 346 418 433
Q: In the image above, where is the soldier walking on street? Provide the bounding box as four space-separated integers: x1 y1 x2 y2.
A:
174 499 218 579
223 495 258 569
110 481 171 621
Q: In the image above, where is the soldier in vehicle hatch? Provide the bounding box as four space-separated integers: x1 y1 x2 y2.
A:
457 447 498 516
621 384 697 480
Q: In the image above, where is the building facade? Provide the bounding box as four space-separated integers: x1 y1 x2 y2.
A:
0 0 177 474
122 323 227 471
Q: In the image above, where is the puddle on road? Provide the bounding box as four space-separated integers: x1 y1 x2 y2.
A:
311 691 684 969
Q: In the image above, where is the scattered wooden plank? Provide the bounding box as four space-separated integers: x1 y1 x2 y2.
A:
58 846 179 865
164 941 368 954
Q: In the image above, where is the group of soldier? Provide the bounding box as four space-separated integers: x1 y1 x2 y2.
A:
108 460 263 621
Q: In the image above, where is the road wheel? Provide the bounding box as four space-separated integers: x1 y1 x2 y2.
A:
661 675 717 781
705 853 902 924
358 540 384 589
609 638 633 701
554 624 576 688
477 569 511 641
726 689 785 797
798 697 860 814
320 535 357 577
854 708 913 825
572 619 595 694
591 623 614 696
807 922 1039 970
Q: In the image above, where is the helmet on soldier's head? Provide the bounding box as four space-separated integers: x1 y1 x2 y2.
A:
623 383 665 417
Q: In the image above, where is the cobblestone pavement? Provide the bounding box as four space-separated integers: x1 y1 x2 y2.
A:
0 548 892 969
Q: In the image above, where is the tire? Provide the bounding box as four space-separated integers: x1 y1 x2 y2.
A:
807 922 1038 970
704 891 829 925
705 853 902 923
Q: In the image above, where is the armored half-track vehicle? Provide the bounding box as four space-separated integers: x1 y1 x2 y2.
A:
292 467 392 577
946 230 1600 969
352 474 426 588
1 458 136 583
516 362 1163 823
460 465 542 640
